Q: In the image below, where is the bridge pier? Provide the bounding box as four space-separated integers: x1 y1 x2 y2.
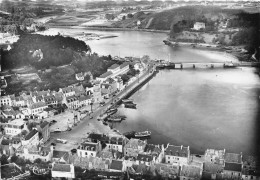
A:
193 64 195 69
181 64 183 69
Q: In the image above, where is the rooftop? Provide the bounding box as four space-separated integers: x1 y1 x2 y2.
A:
224 162 242 172
39 121 49 129
7 118 24 126
120 62 129 69
144 144 161 154
165 144 189 157
61 86 74 93
99 71 113 79
205 149 225 160
108 64 120 70
137 154 153 162
53 150 69 160
52 163 72 172
29 101 47 109
124 138 146 149
243 155 258 167
78 142 97 151
203 162 223 174
225 153 242 163
24 129 38 140
110 160 123 171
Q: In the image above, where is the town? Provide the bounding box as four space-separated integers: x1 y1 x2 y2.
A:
1 54 259 179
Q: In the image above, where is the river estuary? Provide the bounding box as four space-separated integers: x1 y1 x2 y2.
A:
46 27 260 155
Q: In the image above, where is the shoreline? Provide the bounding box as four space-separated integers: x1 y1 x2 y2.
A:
50 25 170 34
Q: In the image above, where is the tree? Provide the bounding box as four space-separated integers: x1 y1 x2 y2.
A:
0 154 9 165
11 155 19 163
34 158 42 164
122 15 126 20
127 13 133 19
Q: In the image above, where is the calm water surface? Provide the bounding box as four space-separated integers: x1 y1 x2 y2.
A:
47 27 259 155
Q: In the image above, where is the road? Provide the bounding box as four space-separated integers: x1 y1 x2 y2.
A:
51 67 154 149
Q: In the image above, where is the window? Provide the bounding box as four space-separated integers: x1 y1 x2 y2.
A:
168 161 170 163
85 152 88 155
168 157 170 159
91 153 93 156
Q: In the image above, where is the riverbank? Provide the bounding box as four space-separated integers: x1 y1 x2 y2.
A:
163 39 251 62
52 25 170 34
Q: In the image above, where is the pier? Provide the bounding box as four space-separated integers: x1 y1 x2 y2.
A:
156 61 260 70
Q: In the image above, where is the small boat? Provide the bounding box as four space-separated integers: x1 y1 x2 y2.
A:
123 131 136 138
122 99 133 103
124 103 137 109
106 108 118 114
135 131 151 138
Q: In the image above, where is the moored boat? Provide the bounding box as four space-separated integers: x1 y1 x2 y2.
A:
124 103 137 109
135 131 151 138
122 99 133 103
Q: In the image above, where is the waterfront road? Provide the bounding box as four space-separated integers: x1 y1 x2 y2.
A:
51 68 153 150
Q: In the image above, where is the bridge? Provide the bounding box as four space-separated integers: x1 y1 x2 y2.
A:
156 61 260 70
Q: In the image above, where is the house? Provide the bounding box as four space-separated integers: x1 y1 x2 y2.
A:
92 82 102 103
107 64 121 74
43 95 58 106
59 86 75 97
106 136 124 153
180 164 202 180
114 76 124 91
75 72 84 81
165 144 190 166
204 149 225 165
32 95 45 103
1 105 24 119
202 162 223 180
28 102 48 115
124 138 147 158
65 95 80 110
36 121 50 143
77 141 101 158
193 22 205 30
79 95 91 107
109 160 124 172
52 92 64 104
242 155 260 180
21 129 39 147
136 154 154 166
223 152 243 180
14 96 26 107
4 119 26 136
51 163 75 179
52 150 70 163
143 144 163 163
0 95 12 106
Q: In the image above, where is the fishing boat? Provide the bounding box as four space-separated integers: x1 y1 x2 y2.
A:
106 108 118 114
135 131 151 138
122 99 133 103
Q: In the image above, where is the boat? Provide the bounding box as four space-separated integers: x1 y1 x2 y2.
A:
107 115 126 122
103 122 108 125
135 131 151 138
224 62 236 68
122 99 133 103
106 108 118 114
124 103 137 109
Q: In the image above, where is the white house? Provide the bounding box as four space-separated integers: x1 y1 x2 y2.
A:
28 102 48 115
52 163 75 179
4 119 26 136
106 136 124 153
77 141 101 158
96 71 113 82
21 129 39 147
0 95 12 106
165 144 190 166
65 95 80 110
193 22 205 30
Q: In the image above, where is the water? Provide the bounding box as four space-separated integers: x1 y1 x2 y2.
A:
46 27 259 155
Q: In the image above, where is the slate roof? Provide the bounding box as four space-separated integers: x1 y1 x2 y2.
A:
29 101 47 109
155 163 179 176
61 86 74 93
180 165 201 178
124 138 146 150
165 145 189 157
66 95 79 102
137 154 153 162
52 163 71 172
110 160 123 171
144 144 161 154
39 121 49 129
225 153 242 163
25 129 38 140
53 150 70 162
15 96 24 101
43 95 56 102
108 137 124 145
243 155 258 167
120 62 129 69
108 64 120 70
79 95 91 102
224 162 242 172
203 162 223 174
99 71 113 79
